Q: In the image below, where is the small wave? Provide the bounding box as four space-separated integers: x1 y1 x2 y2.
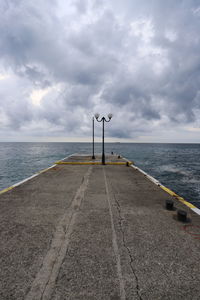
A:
159 164 192 177
181 177 200 184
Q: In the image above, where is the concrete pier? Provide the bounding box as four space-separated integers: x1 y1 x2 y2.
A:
0 154 200 299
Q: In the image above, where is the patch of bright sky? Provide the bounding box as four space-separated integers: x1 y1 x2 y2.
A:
30 84 63 106
30 88 50 106
130 19 154 42
0 74 10 80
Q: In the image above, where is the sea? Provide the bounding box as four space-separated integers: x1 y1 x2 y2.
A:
0 142 200 208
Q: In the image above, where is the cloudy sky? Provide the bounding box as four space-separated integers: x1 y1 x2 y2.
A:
1 0 200 142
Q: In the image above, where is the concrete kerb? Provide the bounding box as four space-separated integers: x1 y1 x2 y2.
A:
122 156 200 216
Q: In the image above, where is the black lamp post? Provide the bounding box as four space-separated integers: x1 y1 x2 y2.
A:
92 117 95 159
95 113 113 165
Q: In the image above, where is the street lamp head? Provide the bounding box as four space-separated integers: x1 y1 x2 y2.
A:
95 113 100 120
108 113 113 120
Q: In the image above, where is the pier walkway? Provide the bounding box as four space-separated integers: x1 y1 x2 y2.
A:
0 154 200 299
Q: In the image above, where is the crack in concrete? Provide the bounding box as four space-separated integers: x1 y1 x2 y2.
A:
25 166 92 300
113 193 143 300
40 214 73 300
103 168 126 300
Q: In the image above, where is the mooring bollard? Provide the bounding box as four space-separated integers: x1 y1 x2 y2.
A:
177 209 187 222
165 199 174 210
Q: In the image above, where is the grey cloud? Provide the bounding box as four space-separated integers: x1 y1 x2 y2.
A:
0 0 200 140
0 77 33 130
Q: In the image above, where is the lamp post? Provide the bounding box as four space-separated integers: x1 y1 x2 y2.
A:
95 113 113 165
92 117 95 159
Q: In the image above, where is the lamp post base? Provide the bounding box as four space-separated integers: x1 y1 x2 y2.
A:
92 155 95 159
102 153 105 165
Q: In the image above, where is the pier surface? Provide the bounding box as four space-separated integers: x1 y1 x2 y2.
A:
1 154 200 299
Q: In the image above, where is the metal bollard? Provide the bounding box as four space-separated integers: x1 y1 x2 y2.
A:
177 210 187 222
166 200 174 210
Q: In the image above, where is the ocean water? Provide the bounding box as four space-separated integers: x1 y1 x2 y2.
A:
0 142 200 208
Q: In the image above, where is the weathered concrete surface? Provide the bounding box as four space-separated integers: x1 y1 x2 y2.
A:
0 154 200 299
63 154 126 163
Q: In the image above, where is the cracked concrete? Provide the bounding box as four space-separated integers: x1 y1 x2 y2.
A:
105 164 200 299
1 155 200 299
26 166 93 300
113 193 143 300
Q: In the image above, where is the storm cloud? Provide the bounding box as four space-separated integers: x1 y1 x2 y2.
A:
0 0 200 141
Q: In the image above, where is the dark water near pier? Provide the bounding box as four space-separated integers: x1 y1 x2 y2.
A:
0 142 200 208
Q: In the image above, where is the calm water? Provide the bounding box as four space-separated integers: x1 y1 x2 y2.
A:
0 142 200 208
